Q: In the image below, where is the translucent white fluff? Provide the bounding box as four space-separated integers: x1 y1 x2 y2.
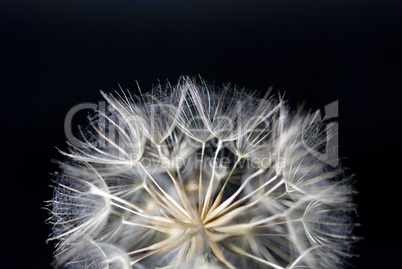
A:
47 77 357 268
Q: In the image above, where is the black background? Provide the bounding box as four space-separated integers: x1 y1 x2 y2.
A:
2 1 401 268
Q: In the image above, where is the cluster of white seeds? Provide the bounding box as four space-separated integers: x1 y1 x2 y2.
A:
47 77 356 269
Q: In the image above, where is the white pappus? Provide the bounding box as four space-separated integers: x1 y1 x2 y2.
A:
46 76 358 269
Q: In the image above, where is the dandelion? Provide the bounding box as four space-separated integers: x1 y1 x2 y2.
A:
47 76 357 268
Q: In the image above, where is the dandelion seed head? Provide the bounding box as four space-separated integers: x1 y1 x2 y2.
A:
47 76 357 268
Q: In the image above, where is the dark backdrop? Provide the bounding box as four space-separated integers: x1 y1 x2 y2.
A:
1 1 401 268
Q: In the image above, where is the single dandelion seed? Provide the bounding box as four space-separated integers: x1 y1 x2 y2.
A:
46 76 358 269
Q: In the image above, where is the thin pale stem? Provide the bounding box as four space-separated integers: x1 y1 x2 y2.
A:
208 178 285 226
221 240 285 269
204 168 264 223
127 232 189 260
198 142 205 213
157 144 193 216
205 185 286 232
206 157 242 216
210 242 236 269
110 202 174 224
122 220 172 233
201 139 223 218
138 163 192 222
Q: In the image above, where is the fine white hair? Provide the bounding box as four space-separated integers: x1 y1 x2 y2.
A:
47 76 357 269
